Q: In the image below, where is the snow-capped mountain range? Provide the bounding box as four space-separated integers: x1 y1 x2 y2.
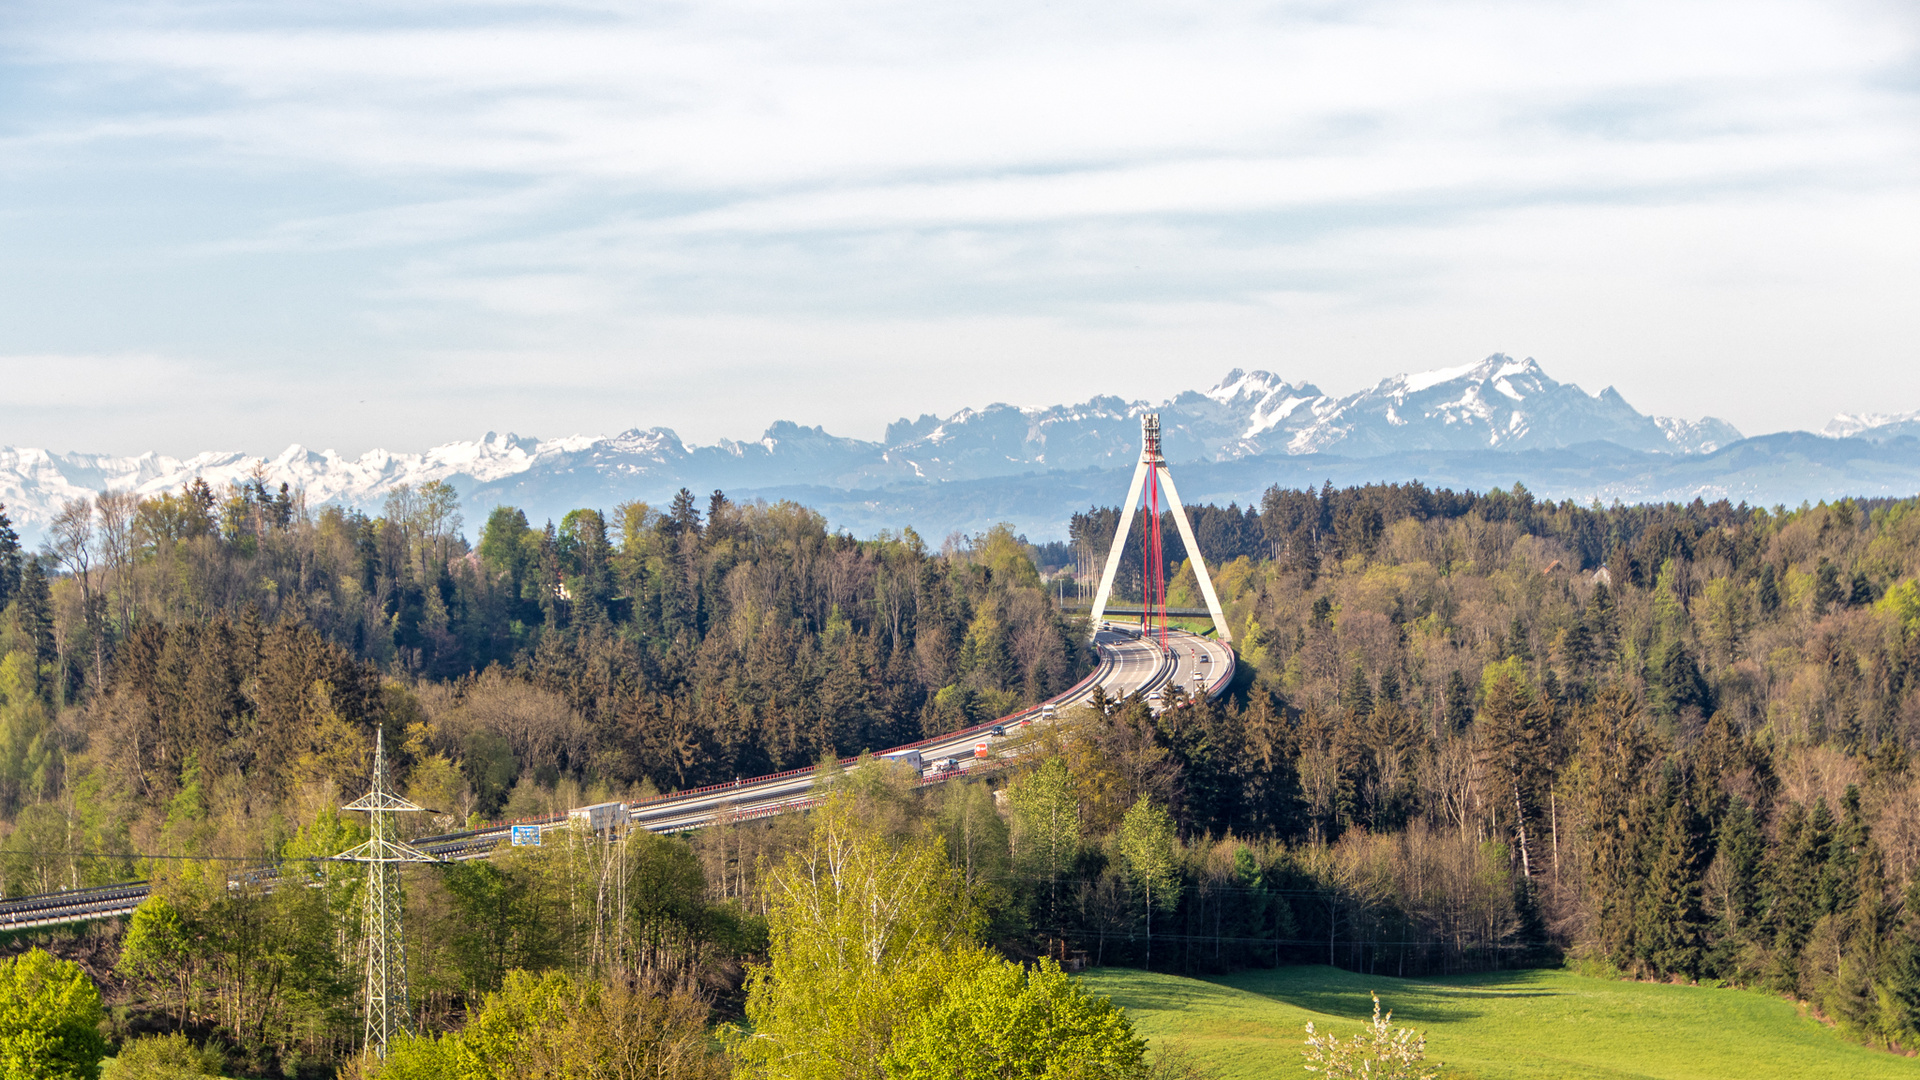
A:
1825 410 1920 442
0 354 1901 543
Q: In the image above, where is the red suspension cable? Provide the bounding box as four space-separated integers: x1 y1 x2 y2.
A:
1146 467 1167 647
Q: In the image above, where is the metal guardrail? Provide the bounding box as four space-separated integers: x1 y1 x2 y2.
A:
0 630 1230 930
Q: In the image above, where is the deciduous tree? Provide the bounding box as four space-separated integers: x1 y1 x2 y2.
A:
0 948 107 1080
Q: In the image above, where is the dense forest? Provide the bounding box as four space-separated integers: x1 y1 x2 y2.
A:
7 475 1920 1075
1059 481 1920 1046
0 480 1087 872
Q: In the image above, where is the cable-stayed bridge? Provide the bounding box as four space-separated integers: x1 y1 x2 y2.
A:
1 414 1237 934
0 625 1230 931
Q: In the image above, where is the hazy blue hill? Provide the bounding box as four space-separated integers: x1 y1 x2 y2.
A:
5 356 1915 543
708 434 1920 541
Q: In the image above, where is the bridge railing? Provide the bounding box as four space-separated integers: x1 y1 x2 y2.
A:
419 641 1123 847
1 629 1231 927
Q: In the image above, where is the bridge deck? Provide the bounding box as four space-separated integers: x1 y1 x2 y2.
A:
1 629 1234 930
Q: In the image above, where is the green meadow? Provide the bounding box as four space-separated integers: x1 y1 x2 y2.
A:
1082 964 1919 1080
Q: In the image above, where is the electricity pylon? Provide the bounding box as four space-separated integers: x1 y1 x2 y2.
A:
336 727 439 1059
1087 413 1233 643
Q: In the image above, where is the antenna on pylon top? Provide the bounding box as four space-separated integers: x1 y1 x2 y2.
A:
336 727 439 1060
1086 413 1233 644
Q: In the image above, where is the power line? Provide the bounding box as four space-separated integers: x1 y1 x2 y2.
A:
3 851 387 863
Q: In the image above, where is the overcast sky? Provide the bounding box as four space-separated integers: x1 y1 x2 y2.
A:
1 0 1915 457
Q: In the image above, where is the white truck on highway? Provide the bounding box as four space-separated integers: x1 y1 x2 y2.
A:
884 749 925 774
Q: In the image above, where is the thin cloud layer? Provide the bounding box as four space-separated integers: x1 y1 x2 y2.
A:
0 0 1915 454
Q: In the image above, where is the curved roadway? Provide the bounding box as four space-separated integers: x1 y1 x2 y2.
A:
0 625 1234 929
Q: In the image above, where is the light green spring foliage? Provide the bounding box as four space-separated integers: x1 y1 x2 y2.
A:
379 969 573 1080
377 969 726 1080
1006 756 1081 905
0 649 53 810
0 948 108 1080
734 790 1155 1080
1117 797 1180 913
114 871 347 1056
884 953 1146 1080
734 795 978 1080
1301 993 1434 1080
1117 796 1181 971
116 895 189 1020
101 1033 224 1079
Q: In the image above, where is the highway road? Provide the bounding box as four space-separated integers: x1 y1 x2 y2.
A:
0 624 1234 930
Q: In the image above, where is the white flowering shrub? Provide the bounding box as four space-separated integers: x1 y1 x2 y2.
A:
1301 993 1437 1080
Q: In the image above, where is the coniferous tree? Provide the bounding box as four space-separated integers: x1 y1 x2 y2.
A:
0 505 20 609
1586 581 1619 666
667 487 702 537
1757 561 1780 614
1443 670 1474 732
1505 616 1533 663
1707 796 1765 979
1637 781 1709 979
1238 691 1299 836
1650 640 1712 721
13 560 55 670
1815 558 1845 611
1765 798 1833 992
1341 666 1374 723
1579 686 1654 968
1849 570 1875 607
1479 663 1548 878
1878 882 1920 1047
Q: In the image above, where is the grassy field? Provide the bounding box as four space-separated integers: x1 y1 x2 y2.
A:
1081 964 1919 1080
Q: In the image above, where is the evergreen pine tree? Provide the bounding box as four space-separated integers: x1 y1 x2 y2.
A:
1849 570 1875 607
1651 640 1712 720
1765 799 1832 992
536 521 566 630
1757 562 1780 614
1444 670 1474 732
13 560 55 668
705 489 732 541
1824 787 1870 919
1586 581 1618 665
1479 664 1548 877
1340 666 1374 721
1506 616 1533 662
667 487 703 536
1815 558 1845 611
1876 882 1920 1048
1706 796 1765 980
1512 875 1551 961
1237 692 1300 837
0 505 20 608
1637 782 1709 979
1377 667 1401 704
1578 686 1653 969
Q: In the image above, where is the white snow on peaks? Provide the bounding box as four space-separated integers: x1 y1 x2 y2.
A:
1204 368 1291 403
1394 355 1542 398
1826 410 1920 439
1199 369 1328 439
0 431 611 534
1397 359 1486 395
0 354 1764 545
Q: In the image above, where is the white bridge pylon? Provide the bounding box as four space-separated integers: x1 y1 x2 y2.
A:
1087 413 1233 643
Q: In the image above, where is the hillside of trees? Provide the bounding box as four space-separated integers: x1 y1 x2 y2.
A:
0 481 1088 886
1056 481 1920 1045
8 476 1920 1074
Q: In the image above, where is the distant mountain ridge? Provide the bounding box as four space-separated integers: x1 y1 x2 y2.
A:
1826 409 1920 443
0 354 1907 544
